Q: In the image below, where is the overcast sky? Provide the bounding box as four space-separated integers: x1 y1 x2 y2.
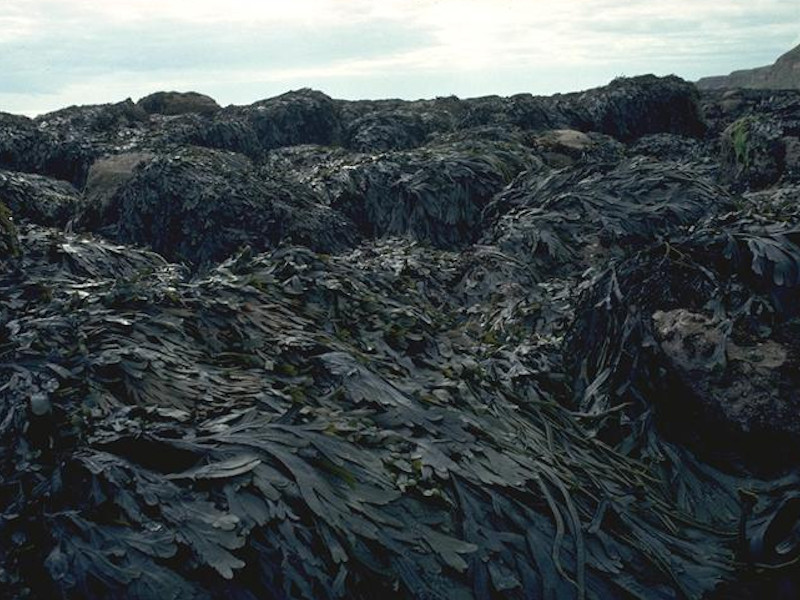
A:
1 0 798 116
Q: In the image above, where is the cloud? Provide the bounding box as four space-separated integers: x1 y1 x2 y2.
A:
0 0 797 115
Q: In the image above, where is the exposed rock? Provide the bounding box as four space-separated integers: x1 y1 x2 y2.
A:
567 210 800 466
137 91 221 116
81 152 155 227
653 308 800 453
698 44 800 91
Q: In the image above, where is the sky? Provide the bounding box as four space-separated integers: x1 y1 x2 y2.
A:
1 0 798 116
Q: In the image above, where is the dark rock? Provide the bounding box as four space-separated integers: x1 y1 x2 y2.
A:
485 157 730 275
459 93 566 130
153 111 263 159
652 308 800 446
242 88 341 151
137 91 221 116
78 146 358 264
0 170 84 227
720 116 786 190
566 212 800 466
343 109 453 153
329 139 535 248
628 133 705 162
4 73 799 599
0 112 93 187
700 88 800 140
0 201 18 260
562 74 706 141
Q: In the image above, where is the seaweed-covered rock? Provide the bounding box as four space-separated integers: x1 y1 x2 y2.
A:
78 146 358 264
564 75 706 141
0 170 84 227
152 89 341 160
152 111 263 159
4 74 800 599
720 116 786 190
137 91 221 116
0 112 93 186
566 211 800 465
628 133 706 163
652 308 800 445
0 201 18 260
242 88 341 150
343 109 453 153
329 139 535 248
486 157 730 275
36 99 148 139
458 93 567 131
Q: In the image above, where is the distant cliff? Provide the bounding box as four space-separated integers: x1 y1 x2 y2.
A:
697 44 800 90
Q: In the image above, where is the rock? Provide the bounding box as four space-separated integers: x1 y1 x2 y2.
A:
628 133 705 163
243 88 341 151
0 170 84 227
0 226 732 600
652 309 730 374
532 128 624 167
700 88 800 142
137 91 221 116
80 152 156 229
567 211 800 466
654 308 800 454
3 72 799 599
459 93 566 130
697 44 800 91
151 89 341 160
329 139 534 248
486 157 730 275
0 112 93 187
720 116 786 190
562 74 706 141
344 109 450 153
79 146 358 264
0 201 18 260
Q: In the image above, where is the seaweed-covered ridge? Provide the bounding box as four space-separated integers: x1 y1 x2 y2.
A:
2 75 800 599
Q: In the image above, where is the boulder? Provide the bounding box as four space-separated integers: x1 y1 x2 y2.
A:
567 213 800 466
720 116 786 190
137 91 221 116
485 157 730 275
563 74 707 141
79 146 358 264
531 128 624 167
0 170 84 227
0 112 93 187
653 309 800 448
329 139 534 248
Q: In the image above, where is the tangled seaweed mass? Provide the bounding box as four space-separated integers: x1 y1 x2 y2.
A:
1 76 800 599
